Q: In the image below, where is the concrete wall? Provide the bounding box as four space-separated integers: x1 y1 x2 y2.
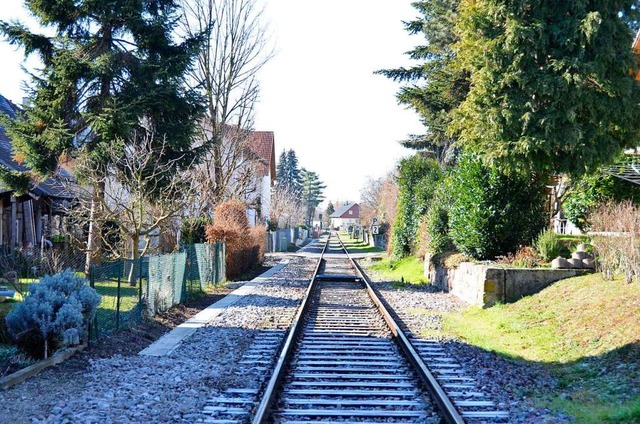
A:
426 256 585 307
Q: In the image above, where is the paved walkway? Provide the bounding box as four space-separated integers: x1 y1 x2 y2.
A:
139 260 290 357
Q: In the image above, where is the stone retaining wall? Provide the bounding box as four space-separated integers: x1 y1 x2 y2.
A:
425 255 587 307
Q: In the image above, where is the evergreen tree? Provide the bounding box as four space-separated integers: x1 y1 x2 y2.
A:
276 149 302 193
276 150 289 185
324 201 335 228
377 0 468 164
300 168 326 226
0 0 204 269
452 0 640 176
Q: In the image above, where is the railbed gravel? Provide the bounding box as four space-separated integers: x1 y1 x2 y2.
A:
363 261 572 424
0 255 316 424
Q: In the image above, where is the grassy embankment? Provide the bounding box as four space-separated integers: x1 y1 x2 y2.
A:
366 255 428 285
443 273 640 422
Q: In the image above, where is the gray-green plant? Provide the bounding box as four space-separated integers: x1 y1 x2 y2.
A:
6 270 100 359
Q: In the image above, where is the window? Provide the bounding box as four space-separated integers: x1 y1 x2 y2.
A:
349 210 353 215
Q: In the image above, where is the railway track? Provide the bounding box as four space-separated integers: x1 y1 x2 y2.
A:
204 233 508 423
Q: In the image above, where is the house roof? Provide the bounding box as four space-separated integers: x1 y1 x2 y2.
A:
246 131 276 182
330 203 359 218
0 94 76 199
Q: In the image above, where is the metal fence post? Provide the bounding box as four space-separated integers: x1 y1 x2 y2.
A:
89 265 98 343
115 273 122 331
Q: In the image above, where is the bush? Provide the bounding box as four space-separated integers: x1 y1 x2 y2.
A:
496 246 539 268
534 228 563 262
424 178 454 255
206 200 265 279
391 155 442 258
181 216 213 244
448 154 546 260
5 270 100 359
589 201 640 282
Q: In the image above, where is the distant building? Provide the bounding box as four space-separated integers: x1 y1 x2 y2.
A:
329 203 360 229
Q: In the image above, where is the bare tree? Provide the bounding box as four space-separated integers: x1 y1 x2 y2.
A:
270 186 305 229
68 125 195 281
180 0 273 212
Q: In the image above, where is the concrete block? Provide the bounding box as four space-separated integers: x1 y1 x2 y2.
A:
551 257 571 269
567 258 583 269
571 251 589 260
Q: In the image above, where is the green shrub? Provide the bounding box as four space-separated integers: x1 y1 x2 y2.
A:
448 154 546 260
181 216 213 244
424 178 454 255
5 270 101 359
391 155 442 258
535 228 564 262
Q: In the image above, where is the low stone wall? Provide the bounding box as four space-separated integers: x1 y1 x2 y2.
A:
426 255 586 307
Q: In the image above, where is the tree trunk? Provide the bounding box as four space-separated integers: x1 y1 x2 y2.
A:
84 182 104 275
128 234 140 286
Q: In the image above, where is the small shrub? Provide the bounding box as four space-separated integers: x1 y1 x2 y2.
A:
206 200 265 279
589 201 640 282
0 307 11 344
497 246 539 268
5 270 100 359
181 216 213 244
535 228 563 262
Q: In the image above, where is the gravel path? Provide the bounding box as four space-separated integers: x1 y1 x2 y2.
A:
0 255 315 423
363 262 573 424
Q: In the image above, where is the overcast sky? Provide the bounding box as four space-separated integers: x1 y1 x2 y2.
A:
0 1 423 205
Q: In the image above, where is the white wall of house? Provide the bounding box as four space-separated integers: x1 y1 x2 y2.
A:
260 175 271 221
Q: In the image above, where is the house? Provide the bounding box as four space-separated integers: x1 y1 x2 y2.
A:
243 130 276 226
0 94 77 251
330 203 360 229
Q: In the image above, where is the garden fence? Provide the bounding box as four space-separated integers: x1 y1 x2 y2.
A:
89 242 225 341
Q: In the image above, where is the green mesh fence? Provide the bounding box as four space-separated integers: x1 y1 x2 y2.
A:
89 242 225 341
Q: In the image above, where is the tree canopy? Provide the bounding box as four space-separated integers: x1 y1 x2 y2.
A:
0 0 204 183
377 0 467 164
451 0 640 176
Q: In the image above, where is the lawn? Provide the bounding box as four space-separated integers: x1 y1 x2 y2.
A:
366 255 428 285
339 234 384 254
441 272 640 422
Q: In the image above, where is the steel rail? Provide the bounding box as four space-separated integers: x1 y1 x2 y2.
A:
251 235 330 424
336 233 466 424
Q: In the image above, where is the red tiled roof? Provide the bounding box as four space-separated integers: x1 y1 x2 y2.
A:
246 131 275 181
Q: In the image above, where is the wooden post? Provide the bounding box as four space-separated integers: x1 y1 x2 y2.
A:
10 196 17 248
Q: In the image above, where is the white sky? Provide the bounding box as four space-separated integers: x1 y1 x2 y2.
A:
0 1 423 205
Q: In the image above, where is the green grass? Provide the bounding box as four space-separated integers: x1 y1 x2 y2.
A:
441 272 640 422
367 256 428 285
340 236 384 254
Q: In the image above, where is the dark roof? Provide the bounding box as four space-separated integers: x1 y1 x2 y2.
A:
330 203 359 218
0 94 76 199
